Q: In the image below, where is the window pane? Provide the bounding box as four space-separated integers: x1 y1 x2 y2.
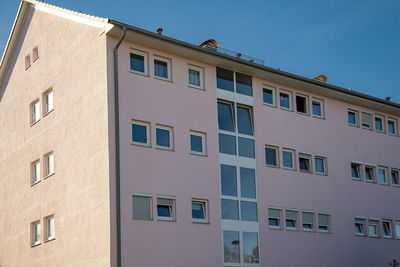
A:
157 205 171 217
156 128 170 148
265 147 277 166
312 101 321 116
315 158 325 173
388 121 395 134
190 134 203 153
223 231 240 263
296 95 307 113
392 170 399 185
189 69 200 86
154 59 168 79
221 199 239 220
219 134 236 155
133 196 151 219
236 72 252 96
361 113 372 129
379 168 387 183
282 151 293 168
240 201 258 221
280 93 290 109
238 137 255 158
221 164 237 196
396 222 400 239
237 106 253 135
375 117 383 131
243 232 259 263
348 111 356 125
240 167 256 199
132 123 147 143
192 203 205 219
130 53 145 73
299 157 310 172
365 167 375 181
217 102 235 132
263 88 274 104
351 164 360 178
217 67 234 92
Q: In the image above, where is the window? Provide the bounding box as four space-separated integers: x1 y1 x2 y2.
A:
155 125 173 150
299 153 312 173
361 112 372 129
235 72 252 96
348 109 358 126
387 118 397 135
217 67 234 92
285 210 298 230
188 65 203 89
395 221 400 239
221 199 239 220
315 156 327 175
265 146 278 167
243 232 259 263
31 160 40 185
374 115 384 132
368 220 379 237
263 86 275 106
132 194 152 220
268 208 282 229
391 169 399 186
318 213 330 232
282 149 295 170
382 220 392 238
237 105 254 136
44 215 55 241
32 46 39 62
240 167 256 199
216 67 252 96
218 101 235 132
31 99 40 124
25 54 31 69
221 164 237 197
43 89 54 115
238 137 255 158
190 131 206 155
131 120 150 146
31 221 41 246
153 56 171 80
351 162 362 180
219 133 236 155
354 218 366 236
240 201 258 222
192 199 208 223
44 152 54 177
157 197 175 221
296 95 308 114
279 90 291 110
302 212 314 231
365 165 376 182
378 167 388 184
130 49 148 75
312 98 324 117
223 231 240 263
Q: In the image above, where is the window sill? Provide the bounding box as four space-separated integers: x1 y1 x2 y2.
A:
44 173 55 179
263 103 276 108
283 167 296 171
30 119 40 127
188 84 204 91
355 233 366 237
296 111 309 116
42 109 54 118
286 227 298 231
318 230 331 234
44 237 55 243
299 170 312 174
129 70 149 77
279 107 293 112
348 123 360 128
192 220 209 224
132 217 153 221
302 229 314 232
352 177 363 181
392 184 400 188
383 236 393 239
378 182 389 186
30 180 41 186
365 179 376 183
31 242 41 248
131 142 151 148
368 235 379 238
312 115 325 120
315 172 328 176
266 164 280 168
157 217 175 222
268 226 282 230
190 152 207 157
154 76 172 83
155 146 174 152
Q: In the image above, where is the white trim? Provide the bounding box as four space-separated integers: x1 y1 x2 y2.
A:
298 152 312 173
153 55 172 81
311 97 324 118
129 49 149 76
282 148 295 170
262 85 276 107
188 64 204 90
192 199 209 224
348 108 359 127
295 93 309 115
155 124 173 150
189 130 206 156
265 145 279 167
374 114 385 133
278 89 292 111
314 155 327 175
131 120 151 147
387 117 398 136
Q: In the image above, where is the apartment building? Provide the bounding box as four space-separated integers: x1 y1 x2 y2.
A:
0 1 399 267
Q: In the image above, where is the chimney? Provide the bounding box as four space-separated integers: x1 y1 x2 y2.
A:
312 75 328 83
386 97 391 101
237 53 242 59
157 28 163 35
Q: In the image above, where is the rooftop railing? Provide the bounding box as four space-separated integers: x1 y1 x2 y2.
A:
204 45 265 66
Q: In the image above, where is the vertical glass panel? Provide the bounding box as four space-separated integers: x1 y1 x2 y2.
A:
130 53 145 73
312 101 321 116
351 164 360 178
223 231 240 263
192 203 205 219
221 164 237 196
263 88 274 105
132 123 147 143
240 167 256 199
375 117 383 131
217 102 235 132
154 59 168 79
188 69 200 86
237 106 253 135
133 196 151 219
238 137 255 158
282 151 293 168
280 92 290 109
190 134 203 153
365 167 375 181
265 147 277 166
219 134 236 155
221 199 239 220
236 72 252 96
392 170 399 185
315 158 325 173
348 111 356 125
243 232 259 263
217 67 234 92
299 156 311 172
379 168 387 183
156 128 170 148
388 120 395 134
395 222 400 239
240 201 258 222
296 95 307 113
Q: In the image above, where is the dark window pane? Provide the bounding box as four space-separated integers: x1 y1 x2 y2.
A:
280 93 290 109
192 203 205 219
315 158 325 173
156 128 170 147
157 205 171 217
130 53 145 73
265 147 277 166
299 157 310 172
243 232 259 263
223 231 240 263
296 95 307 113
388 121 395 134
263 89 273 104
132 123 147 143
240 167 256 199
190 134 203 153
375 118 383 131
217 67 234 92
238 137 255 158
282 151 293 168
221 199 239 220
236 72 252 96
221 164 237 196
348 112 356 124
312 101 321 116
237 106 253 135
219 134 236 155
189 69 200 86
154 59 168 78
218 102 235 132
240 201 258 222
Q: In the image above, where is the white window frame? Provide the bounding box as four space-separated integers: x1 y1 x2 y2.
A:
268 207 282 229
188 65 204 89
351 161 363 180
132 193 153 220
156 195 176 221
299 153 312 173
387 118 398 136
131 120 151 147
282 148 295 170
368 219 379 237
374 114 385 133
364 164 376 183
44 152 55 178
31 220 41 246
25 54 31 69
44 215 55 241
262 85 276 107
31 159 41 185
361 112 372 130
318 213 331 233
295 94 309 115
189 130 206 156
302 211 315 232
278 89 292 111
395 221 400 239
314 155 327 175
311 98 324 118
192 199 208 223
348 109 359 127
155 124 173 150
32 46 39 62
354 217 366 236
43 88 54 116
30 99 40 125
129 49 148 75
382 220 393 238
285 209 298 231
153 55 171 81
378 166 388 185
265 145 279 167
391 168 400 187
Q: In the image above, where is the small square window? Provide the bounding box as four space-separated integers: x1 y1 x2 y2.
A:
132 194 152 220
318 213 330 233
285 210 298 230
154 56 171 80
312 98 324 118
354 218 366 236
348 109 359 126
265 146 279 167
368 220 379 237
263 86 275 106
268 208 282 229
44 215 55 241
192 199 208 223
157 197 175 221
387 118 397 135
130 49 148 75
31 221 41 246
190 131 206 155
299 153 312 173
351 162 362 180
279 90 291 110
32 46 39 62
44 152 54 177
378 167 388 184
361 112 372 129
188 65 204 89
31 160 40 185
131 120 150 147
382 220 392 238
282 149 295 170
31 99 40 125
365 165 376 182
43 89 54 115
374 115 384 132
25 54 31 69
155 125 173 150
395 221 400 239
315 156 327 175
391 169 400 186
302 212 314 231
296 95 308 114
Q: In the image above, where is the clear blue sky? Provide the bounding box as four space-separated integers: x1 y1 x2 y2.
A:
1 0 399 102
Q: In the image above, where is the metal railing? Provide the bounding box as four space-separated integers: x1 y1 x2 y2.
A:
203 45 265 66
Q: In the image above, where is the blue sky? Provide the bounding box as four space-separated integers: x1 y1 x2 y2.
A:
1 0 399 102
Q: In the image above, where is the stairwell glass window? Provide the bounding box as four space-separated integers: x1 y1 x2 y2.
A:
361 112 372 129
31 221 41 246
218 101 235 132
221 164 237 197
188 65 203 89
43 89 54 115
192 199 208 223
315 156 327 175
31 99 40 125
378 167 388 184
45 215 55 241
302 212 314 231
282 149 295 170
296 94 308 114
155 125 173 150
299 153 312 173
132 194 152 220
285 210 298 230
237 105 254 136
387 118 397 135
391 169 399 186
265 146 278 167
240 167 256 199
263 86 275 106
351 162 362 180
312 98 324 118
131 120 150 146
217 67 234 92
279 90 292 110
238 137 255 158
368 220 379 237
44 152 54 177
190 131 206 155
243 232 259 263
382 220 392 238
236 72 252 96
216 67 252 96
157 197 175 221
365 165 376 182
374 115 384 132
221 199 239 220
223 231 240 263
318 213 330 232
31 160 40 185
354 218 366 236
268 208 282 229
348 109 359 126
153 56 171 80
129 49 148 75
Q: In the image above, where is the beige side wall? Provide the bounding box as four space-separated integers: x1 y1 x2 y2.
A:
0 6 111 267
